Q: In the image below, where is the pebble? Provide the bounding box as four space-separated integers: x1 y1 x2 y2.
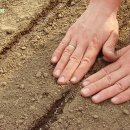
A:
39 128 43 130
1 82 7 86
123 109 129 115
0 68 4 74
93 115 99 119
58 13 63 18
18 84 25 89
0 114 4 119
36 35 41 40
31 98 37 102
36 71 42 78
16 119 24 125
43 72 48 78
21 46 27 50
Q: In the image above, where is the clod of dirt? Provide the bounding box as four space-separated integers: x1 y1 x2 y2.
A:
16 119 24 125
0 114 4 120
36 35 41 40
0 68 4 74
1 82 7 87
92 115 99 119
1 25 16 34
123 109 130 115
20 55 26 60
36 71 42 78
18 84 25 89
43 72 49 78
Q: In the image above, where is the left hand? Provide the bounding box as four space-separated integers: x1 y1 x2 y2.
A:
81 45 130 104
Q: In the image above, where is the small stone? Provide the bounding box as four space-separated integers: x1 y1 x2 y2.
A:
21 46 26 50
18 84 25 89
0 68 4 74
0 114 4 119
39 128 43 130
36 71 42 78
70 1 75 6
123 109 129 115
93 115 99 119
36 35 41 40
1 82 7 86
58 13 63 18
30 105 36 110
31 98 37 102
16 119 24 125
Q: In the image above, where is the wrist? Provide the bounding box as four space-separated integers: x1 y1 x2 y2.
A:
89 0 121 13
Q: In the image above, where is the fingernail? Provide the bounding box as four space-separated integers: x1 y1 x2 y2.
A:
81 88 90 97
58 76 65 84
92 95 101 102
111 97 119 104
51 56 57 62
54 69 61 77
82 81 90 86
71 77 77 83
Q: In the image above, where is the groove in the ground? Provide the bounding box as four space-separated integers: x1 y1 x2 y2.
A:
0 0 60 55
29 87 77 130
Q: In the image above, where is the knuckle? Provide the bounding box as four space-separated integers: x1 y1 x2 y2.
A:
115 82 124 92
105 74 112 85
70 55 80 64
81 57 91 65
102 68 109 76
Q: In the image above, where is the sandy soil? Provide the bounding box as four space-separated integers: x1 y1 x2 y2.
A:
0 0 130 130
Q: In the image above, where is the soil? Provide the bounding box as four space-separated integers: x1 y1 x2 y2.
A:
0 0 130 130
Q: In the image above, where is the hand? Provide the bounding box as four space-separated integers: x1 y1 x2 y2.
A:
51 0 119 84
81 45 130 104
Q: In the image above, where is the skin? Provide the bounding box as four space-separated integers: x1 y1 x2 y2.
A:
81 45 130 104
51 0 120 84
51 0 130 104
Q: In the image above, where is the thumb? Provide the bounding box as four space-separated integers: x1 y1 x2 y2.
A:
103 45 130 62
103 31 119 62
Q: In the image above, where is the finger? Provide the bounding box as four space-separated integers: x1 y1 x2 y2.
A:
53 41 76 78
103 45 130 62
71 42 100 84
51 32 71 64
111 87 130 104
92 75 130 103
81 67 127 97
82 61 121 86
58 45 86 84
103 30 119 62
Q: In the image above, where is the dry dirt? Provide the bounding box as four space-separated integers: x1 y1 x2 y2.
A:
0 0 130 130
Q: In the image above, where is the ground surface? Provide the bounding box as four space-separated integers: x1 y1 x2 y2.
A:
0 0 130 130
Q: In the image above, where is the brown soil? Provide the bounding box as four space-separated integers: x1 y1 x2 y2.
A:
0 0 130 130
